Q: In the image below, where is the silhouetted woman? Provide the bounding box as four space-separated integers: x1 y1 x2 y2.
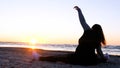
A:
39 6 108 65
73 6 108 65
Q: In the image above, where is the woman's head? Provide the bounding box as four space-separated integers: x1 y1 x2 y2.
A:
92 24 106 45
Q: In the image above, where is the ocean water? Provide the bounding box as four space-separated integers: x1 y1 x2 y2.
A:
0 43 120 56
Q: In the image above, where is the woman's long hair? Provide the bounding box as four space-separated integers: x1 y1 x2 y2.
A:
92 24 106 46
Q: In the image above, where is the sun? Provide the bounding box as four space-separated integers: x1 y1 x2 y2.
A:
30 39 38 45
29 38 38 49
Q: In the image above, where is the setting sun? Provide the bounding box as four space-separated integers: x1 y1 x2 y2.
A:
30 39 37 45
28 38 38 49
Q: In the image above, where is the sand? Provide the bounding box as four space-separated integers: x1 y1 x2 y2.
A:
0 47 120 68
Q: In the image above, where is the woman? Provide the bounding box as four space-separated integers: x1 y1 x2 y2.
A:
73 6 108 65
39 6 108 65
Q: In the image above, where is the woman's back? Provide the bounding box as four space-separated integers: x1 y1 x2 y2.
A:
74 30 98 65
75 30 97 54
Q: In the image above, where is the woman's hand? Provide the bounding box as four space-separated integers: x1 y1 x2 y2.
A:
101 57 108 62
74 6 80 11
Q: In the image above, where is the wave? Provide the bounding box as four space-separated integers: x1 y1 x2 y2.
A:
0 42 120 55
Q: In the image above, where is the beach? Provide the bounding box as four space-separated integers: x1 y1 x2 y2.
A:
0 47 120 68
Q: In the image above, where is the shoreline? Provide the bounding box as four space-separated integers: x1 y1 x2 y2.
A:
0 47 120 68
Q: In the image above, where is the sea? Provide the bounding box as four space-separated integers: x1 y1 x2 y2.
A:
0 42 120 56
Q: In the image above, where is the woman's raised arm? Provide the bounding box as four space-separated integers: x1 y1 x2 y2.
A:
74 6 90 30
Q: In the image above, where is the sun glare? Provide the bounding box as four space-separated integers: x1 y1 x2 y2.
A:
29 38 38 49
30 45 35 49
30 39 37 45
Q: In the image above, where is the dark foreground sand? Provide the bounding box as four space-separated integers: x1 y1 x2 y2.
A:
0 47 120 68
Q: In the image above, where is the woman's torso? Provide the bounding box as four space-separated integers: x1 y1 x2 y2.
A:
75 30 98 58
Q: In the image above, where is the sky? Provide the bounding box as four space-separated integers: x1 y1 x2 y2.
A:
0 0 120 45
